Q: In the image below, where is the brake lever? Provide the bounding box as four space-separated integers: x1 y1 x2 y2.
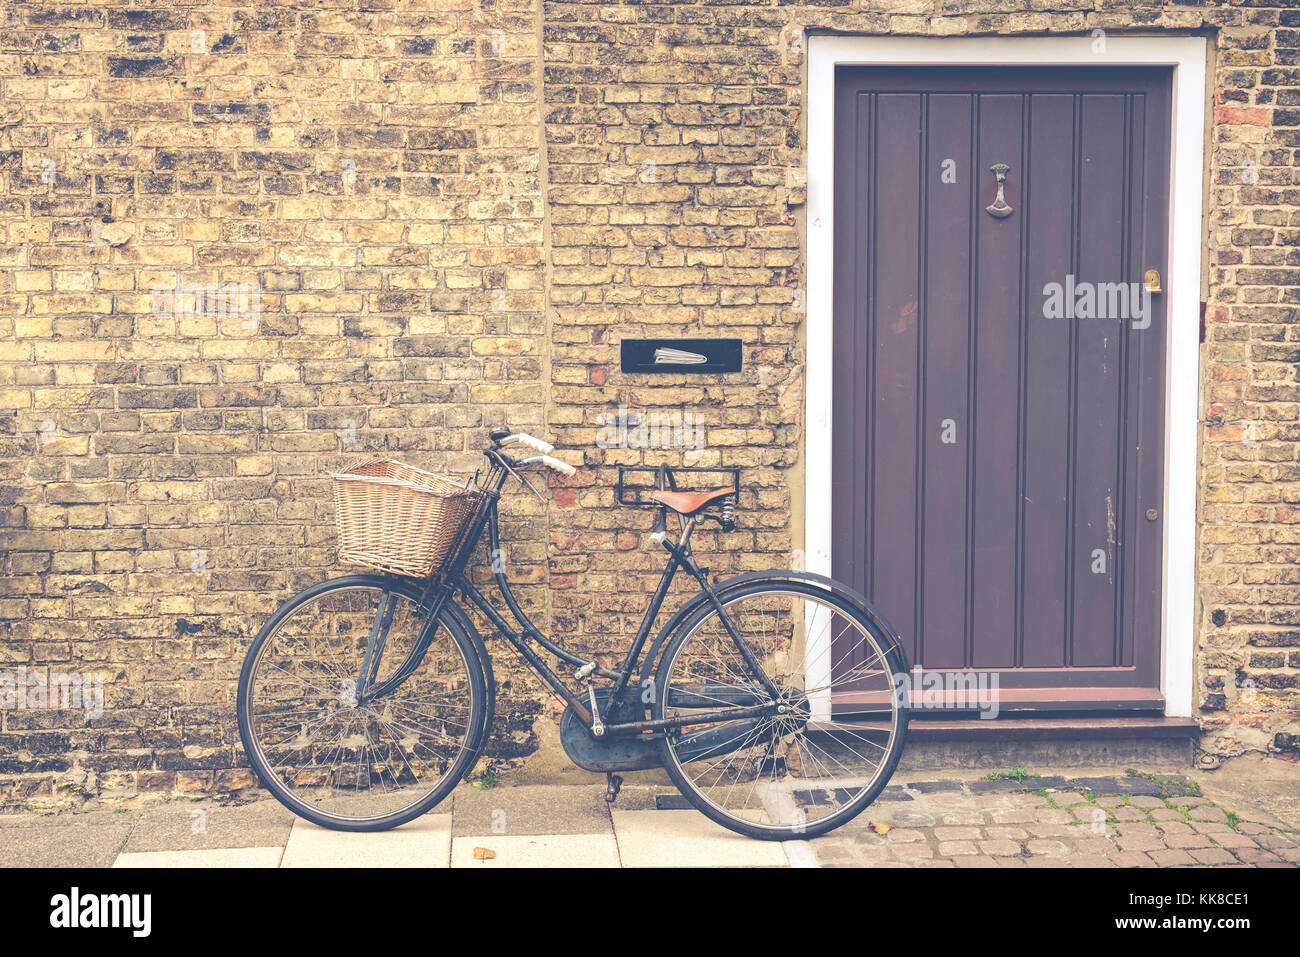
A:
501 457 546 502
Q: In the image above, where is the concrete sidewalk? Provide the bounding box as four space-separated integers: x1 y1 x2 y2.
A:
1 769 1296 868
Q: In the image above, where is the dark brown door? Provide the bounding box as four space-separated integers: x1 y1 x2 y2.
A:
831 67 1171 711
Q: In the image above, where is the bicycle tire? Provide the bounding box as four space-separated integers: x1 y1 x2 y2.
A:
236 574 490 832
653 577 909 841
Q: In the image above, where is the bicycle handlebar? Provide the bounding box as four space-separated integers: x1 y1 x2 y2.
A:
490 429 577 478
523 454 577 477
499 432 554 455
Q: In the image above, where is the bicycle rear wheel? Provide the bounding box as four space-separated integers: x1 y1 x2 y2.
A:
654 579 908 840
237 575 486 831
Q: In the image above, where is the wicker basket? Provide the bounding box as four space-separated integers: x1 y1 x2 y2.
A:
332 459 477 578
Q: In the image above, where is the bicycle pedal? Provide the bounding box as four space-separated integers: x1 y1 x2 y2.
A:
604 773 623 804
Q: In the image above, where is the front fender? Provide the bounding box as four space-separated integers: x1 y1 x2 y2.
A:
443 599 496 753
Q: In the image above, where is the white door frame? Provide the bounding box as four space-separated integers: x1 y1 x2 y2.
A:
804 35 1206 717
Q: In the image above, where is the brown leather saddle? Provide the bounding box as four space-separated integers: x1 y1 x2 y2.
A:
647 487 734 516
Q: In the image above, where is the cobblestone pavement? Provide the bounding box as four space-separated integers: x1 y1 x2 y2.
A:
809 773 1300 868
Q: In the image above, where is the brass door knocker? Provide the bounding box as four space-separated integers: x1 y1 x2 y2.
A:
985 163 1013 218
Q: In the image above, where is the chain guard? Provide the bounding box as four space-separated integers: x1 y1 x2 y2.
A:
559 687 659 772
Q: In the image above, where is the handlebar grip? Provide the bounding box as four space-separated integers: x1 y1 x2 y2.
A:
506 433 554 455
538 454 576 477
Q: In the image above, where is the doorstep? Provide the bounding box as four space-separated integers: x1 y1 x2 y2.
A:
904 716 1200 741
895 716 1199 772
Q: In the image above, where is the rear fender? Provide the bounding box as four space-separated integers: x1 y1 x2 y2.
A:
636 568 909 687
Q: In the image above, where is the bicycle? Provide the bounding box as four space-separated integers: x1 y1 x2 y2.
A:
236 428 909 840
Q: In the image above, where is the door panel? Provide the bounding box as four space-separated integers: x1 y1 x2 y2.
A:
970 92 1023 671
1021 92 1075 670
868 92 923 652
920 93 974 671
831 67 1171 710
1072 93 1128 670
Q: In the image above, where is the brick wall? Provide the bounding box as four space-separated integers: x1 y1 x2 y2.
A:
0 0 1297 806
0 0 549 803
538 2 1300 768
542 1 808 671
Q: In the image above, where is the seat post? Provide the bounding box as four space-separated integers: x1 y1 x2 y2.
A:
676 514 696 552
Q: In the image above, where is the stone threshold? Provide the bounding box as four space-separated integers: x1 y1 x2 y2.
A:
902 715 1200 741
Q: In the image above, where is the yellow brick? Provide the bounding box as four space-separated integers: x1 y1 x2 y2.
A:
15 316 53 338
30 294 114 315
34 341 114 362
53 366 96 385
53 271 95 292
15 271 51 292
472 337 537 356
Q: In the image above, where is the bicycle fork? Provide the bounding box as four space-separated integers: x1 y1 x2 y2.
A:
355 590 397 703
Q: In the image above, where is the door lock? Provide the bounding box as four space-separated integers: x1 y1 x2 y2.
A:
1146 508 1158 521
1144 269 1162 294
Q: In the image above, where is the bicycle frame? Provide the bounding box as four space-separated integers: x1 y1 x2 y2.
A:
358 448 781 738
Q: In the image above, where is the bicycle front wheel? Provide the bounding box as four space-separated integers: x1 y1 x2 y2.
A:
654 579 909 840
237 575 486 831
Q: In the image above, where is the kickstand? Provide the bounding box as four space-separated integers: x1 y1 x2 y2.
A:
604 773 623 804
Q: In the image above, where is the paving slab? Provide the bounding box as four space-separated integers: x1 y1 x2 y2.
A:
1064 777 1123 794
908 781 964 794
1071 776 1166 798
0 807 142 829
877 808 937 828
0 823 131 868
112 847 283 868
608 785 676 811
938 809 987 826
611 809 789 867
1028 776 1071 790
451 783 611 836
654 794 694 810
1193 754 1300 831
451 834 620 867
280 815 451 868
1129 796 1167 808
878 786 913 801
122 799 294 852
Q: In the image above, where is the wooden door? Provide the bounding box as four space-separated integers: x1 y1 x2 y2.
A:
831 66 1171 711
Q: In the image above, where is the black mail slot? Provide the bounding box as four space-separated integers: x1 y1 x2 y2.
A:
619 338 743 374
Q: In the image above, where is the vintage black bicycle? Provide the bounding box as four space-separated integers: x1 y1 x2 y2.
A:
236 428 909 840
